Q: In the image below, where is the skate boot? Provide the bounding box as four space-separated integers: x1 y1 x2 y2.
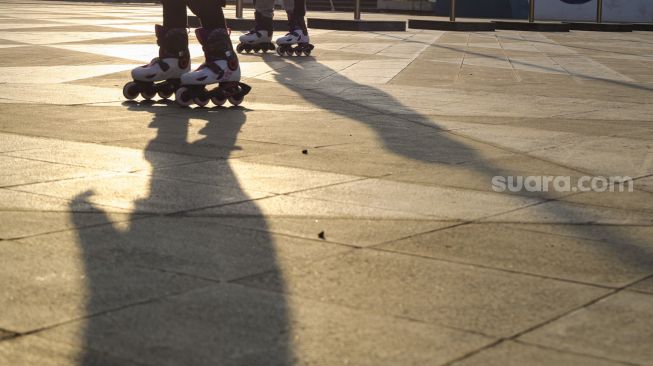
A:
276 13 313 56
175 28 251 107
123 25 190 101
237 11 275 54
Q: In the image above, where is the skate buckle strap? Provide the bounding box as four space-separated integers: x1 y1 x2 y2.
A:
204 62 224 79
156 58 170 72
144 57 170 72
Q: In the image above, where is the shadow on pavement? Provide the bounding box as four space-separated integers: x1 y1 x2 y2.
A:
69 101 292 365
262 54 653 287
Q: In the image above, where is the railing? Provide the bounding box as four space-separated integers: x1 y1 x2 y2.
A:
232 0 631 23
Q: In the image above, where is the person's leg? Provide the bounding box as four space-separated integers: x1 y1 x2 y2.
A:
256 0 276 21
283 0 307 32
123 0 190 100
254 0 275 35
186 0 226 29
161 0 188 28
276 0 311 55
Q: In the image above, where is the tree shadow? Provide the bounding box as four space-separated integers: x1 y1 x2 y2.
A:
69 101 293 365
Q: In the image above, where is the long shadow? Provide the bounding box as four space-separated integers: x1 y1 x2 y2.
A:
261 52 653 287
69 102 292 364
368 32 653 93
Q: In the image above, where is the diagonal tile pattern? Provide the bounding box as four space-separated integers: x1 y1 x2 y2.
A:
0 0 652 365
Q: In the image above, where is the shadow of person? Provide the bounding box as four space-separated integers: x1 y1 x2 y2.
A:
69 101 293 365
262 54 653 286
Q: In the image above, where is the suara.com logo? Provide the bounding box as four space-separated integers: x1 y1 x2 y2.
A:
491 176 634 193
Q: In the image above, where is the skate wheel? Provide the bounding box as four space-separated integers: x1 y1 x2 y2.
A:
211 96 227 106
122 82 139 100
294 48 302 56
276 47 284 56
141 88 156 100
175 87 193 107
157 89 173 100
228 96 244 106
236 43 245 53
194 96 210 107
303 49 312 56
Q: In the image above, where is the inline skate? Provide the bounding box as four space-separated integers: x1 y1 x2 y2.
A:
237 11 275 54
175 28 251 107
276 12 313 56
123 25 190 101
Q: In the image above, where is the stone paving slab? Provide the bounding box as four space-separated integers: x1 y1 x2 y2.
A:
212 217 457 247
238 250 609 337
0 236 214 332
0 335 139 366
379 223 653 287
519 291 653 365
452 341 629 366
0 0 652 364
34 284 495 366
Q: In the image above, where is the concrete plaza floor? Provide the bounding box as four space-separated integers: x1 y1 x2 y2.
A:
1 0 653 365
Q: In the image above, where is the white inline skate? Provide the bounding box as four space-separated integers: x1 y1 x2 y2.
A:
175 28 251 107
276 15 313 56
237 11 275 54
123 25 190 101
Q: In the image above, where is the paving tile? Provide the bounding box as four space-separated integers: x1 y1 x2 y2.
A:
380 223 653 287
0 187 123 213
386 153 585 198
190 193 433 219
0 211 132 240
0 236 213 332
487 200 653 225
629 277 653 295
150 160 360 194
452 341 627 366
0 83 127 105
562 189 653 213
0 335 139 366
318 131 513 166
238 250 608 337
0 132 59 153
12 173 270 214
0 330 15 341
0 155 110 188
6 140 205 172
15 216 350 283
37 284 495 366
0 104 179 143
215 217 456 247
0 44 137 67
292 178 541 220
528 136 653 177
520 291 653 365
